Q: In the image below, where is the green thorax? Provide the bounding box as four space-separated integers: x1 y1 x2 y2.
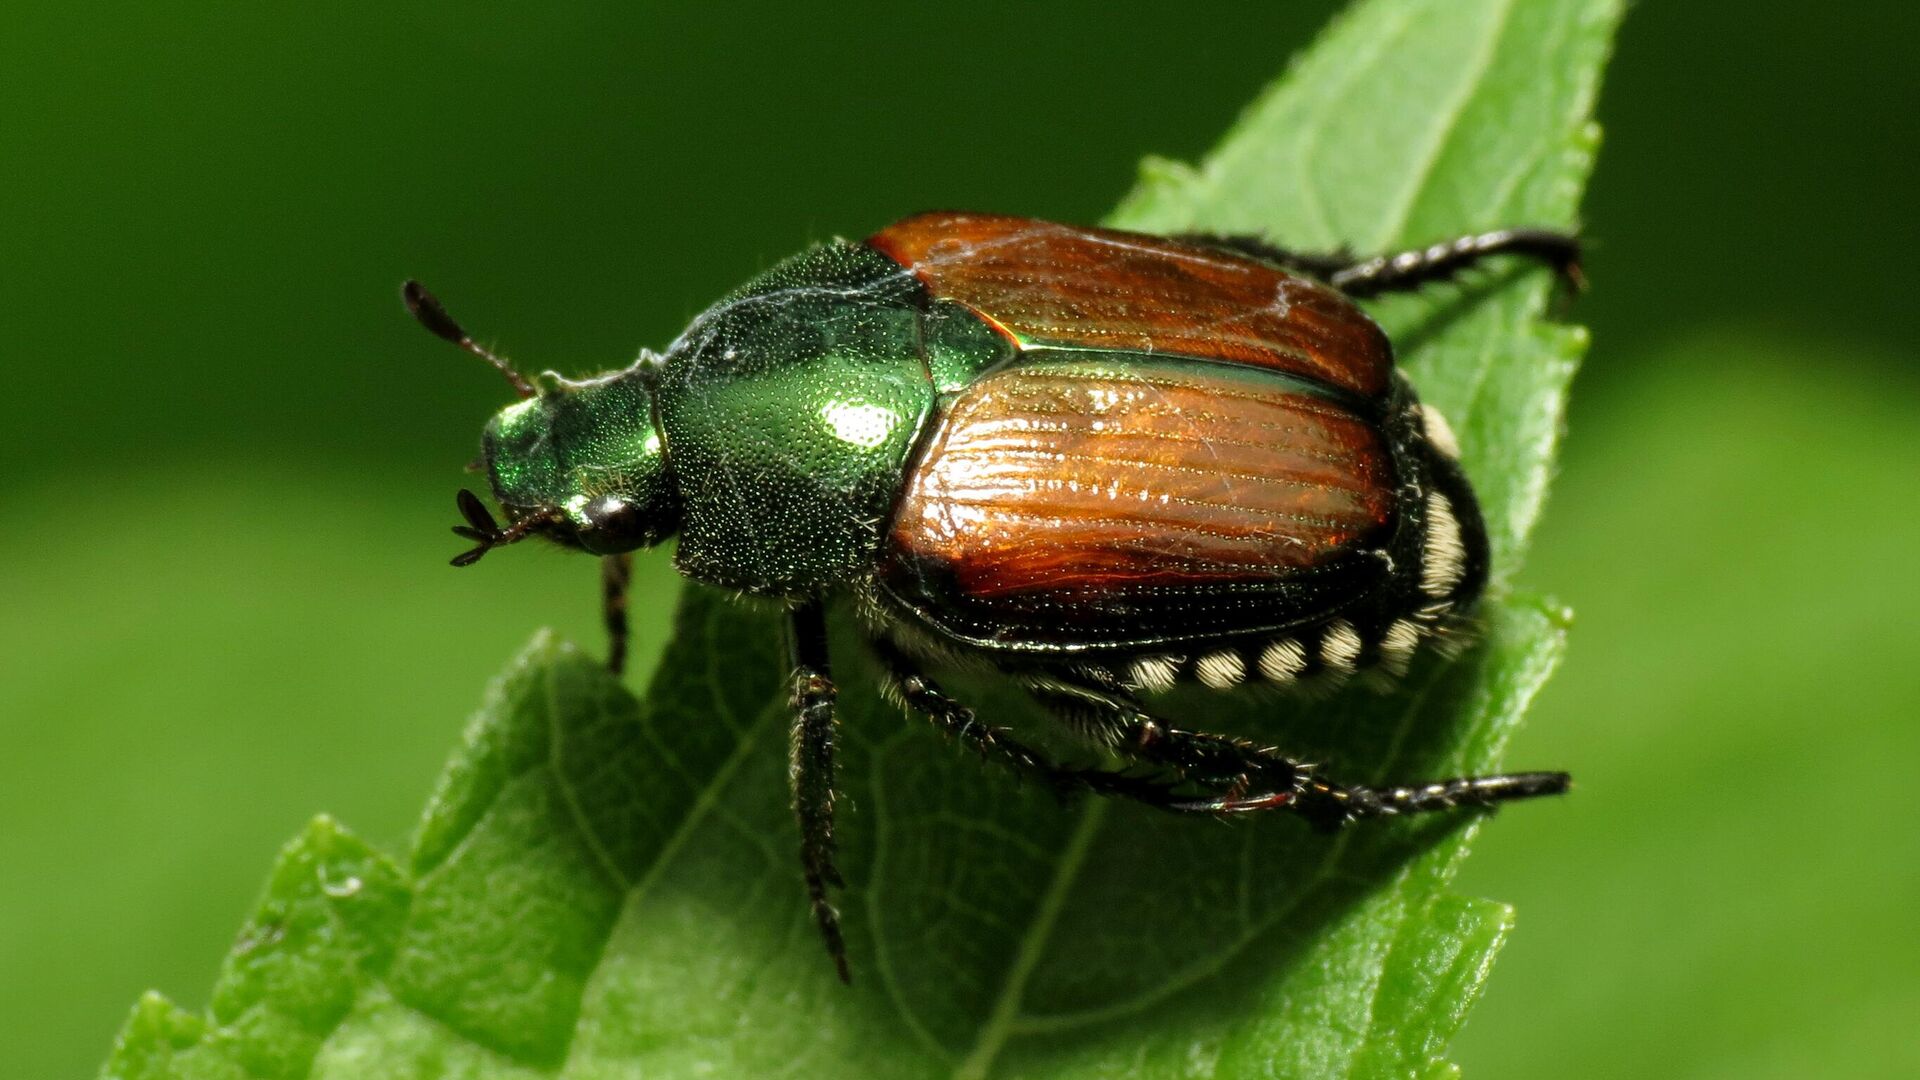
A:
653 240 1008 595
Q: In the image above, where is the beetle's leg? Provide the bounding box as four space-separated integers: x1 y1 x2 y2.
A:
1172 233 1356 279
875 647 1569 822
1179 229 1583 298
788 601 850 983
1204 770 1572 831
600 553 632 675
870 640 1200 807
1327 229 1583 298
1024 676 1305 802
1028 671 1569 826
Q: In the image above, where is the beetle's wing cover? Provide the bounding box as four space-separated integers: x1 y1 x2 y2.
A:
868 211 1392 399
879 354 1398 650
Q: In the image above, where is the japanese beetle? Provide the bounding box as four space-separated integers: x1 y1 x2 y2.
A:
406 213 1580 982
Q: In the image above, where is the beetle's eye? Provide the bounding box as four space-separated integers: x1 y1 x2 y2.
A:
579 495 646 553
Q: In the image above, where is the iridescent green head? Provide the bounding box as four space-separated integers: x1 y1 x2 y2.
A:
404 280 679 565
482 369 678 555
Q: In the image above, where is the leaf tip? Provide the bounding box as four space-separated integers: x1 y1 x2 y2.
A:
521 626 563 661
98 991 206 1080
504 628 612 682
302 812 343 842
1111 154 1203 225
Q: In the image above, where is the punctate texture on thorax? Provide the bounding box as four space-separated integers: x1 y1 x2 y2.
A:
652 241 1006 595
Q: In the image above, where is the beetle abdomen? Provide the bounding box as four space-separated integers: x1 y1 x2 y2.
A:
878 353 1403 651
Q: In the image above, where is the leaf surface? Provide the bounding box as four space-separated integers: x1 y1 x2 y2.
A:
101 1 1620 1076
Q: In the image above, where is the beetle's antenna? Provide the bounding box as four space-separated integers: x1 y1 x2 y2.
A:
403 280 538 400
448 488 547 566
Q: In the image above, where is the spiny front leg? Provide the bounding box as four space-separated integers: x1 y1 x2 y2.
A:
787 601 849 983
601 552 633 675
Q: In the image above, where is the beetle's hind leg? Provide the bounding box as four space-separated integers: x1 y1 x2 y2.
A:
1027 668 1569 827
1179 228 1583 299
787 602 850 983
874 645 1306 811
873 645 1569 825
1023 674 1308 809
1212 770 1573 831
869 640 1209 809
1327 229 1584 299
1173 233 1356 279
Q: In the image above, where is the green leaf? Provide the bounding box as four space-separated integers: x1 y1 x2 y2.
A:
100 0 1619 1076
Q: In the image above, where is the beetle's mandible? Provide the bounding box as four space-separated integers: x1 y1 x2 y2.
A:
406 213 1580 982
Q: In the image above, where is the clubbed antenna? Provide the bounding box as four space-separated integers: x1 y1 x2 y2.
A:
403 280 537 400
448 488 545 566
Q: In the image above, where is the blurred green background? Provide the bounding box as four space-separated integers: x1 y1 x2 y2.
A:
4 3 1915 1077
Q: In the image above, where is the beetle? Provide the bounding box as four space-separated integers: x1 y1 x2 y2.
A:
405 212 1579 982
